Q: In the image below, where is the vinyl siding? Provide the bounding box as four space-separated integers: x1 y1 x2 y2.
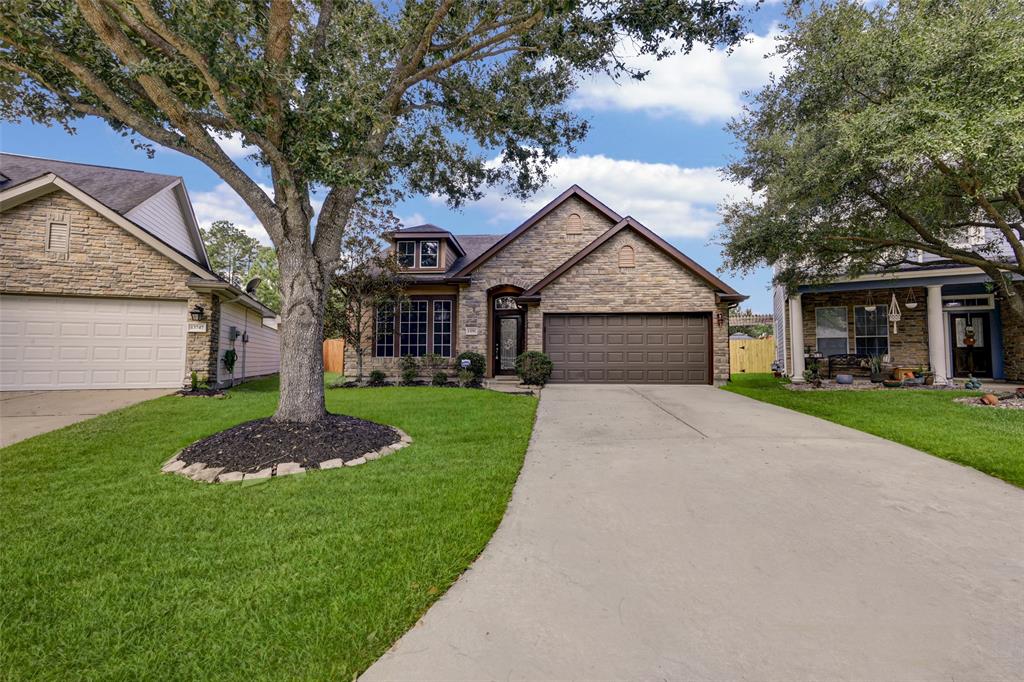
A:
125 184 199 261
217 301 280 383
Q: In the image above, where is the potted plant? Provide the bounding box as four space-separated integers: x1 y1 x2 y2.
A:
868 355 885 383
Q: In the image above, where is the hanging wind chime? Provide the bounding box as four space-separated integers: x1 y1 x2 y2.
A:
888 291 902 334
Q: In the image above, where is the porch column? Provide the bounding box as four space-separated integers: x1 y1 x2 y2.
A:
926 285 948 384
788 294 806 381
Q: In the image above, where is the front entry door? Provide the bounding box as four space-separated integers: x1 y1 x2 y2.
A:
492 295 524 375
949 312 992 377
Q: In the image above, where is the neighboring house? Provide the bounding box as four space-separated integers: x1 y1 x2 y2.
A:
344 186 746 384
774 260 1024 382
0 153 279 390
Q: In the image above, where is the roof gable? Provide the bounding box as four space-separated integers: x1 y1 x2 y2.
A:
521 216 746 300
453 185 622 277
0 153 178 214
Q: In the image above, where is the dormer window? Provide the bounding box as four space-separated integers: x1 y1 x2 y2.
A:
420 240 439 268
397 241 415 267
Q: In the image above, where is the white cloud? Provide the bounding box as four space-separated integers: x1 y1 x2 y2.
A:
190 181 273 245
572 29 785 123
211 131 257 160
400 212 427 227
453 154 749 239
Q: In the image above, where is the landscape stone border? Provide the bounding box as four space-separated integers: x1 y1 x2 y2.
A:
160 427 412 483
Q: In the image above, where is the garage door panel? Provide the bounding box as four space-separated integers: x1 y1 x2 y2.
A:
545 313 709 384
0 295 186 390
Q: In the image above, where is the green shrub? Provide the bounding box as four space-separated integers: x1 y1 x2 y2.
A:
368 370 387 387
190 370 199 392
455 351 485 379
399 355 418 371
457 369 477 387
515 351 553 386
432 371 449 387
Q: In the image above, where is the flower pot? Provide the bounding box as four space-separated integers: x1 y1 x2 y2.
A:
882 379 903 388
836 373 854 385
870 372 884 383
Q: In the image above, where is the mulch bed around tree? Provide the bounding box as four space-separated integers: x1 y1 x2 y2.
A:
177 413 401 474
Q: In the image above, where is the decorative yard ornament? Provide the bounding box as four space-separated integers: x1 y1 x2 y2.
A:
888 293 902 334
864 289 877 312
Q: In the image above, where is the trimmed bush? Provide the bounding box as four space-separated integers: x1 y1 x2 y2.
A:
431 371 449 387
455 351 485 379
368 370 387 387
515 351 553 386
457 369 478 388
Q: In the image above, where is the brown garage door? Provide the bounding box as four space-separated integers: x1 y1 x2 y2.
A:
545 313 709 384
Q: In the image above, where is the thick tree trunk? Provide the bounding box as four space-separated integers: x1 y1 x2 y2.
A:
273 239 330 423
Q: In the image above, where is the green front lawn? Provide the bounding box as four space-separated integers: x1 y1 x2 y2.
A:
0 378 537 680
724 374 1024 487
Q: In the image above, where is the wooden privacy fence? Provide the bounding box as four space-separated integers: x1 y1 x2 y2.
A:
323 339 345 374
730 336 775 374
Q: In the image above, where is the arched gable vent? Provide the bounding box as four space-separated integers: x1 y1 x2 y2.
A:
566 213 583 235
618 244 636 268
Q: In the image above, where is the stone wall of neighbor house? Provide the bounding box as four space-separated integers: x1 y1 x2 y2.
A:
799 287 929 372
0 190 217 382
458 195 619 370
539 230 730 383
1000 295 1024 381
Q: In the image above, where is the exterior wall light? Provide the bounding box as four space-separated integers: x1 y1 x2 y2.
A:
190 305 205 321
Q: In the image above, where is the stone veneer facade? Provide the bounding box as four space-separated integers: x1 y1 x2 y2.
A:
799 288 929 371
0 190 219 382
999 295 1024 381
346 195 734 383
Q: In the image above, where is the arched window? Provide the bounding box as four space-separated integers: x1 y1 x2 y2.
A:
566 213 583 235
618 245 636 268
494 295 520 310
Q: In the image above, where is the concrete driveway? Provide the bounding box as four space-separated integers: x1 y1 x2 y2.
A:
0 389 171 447
364 384 1024 681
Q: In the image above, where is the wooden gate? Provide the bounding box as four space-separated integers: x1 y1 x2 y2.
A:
323 338 345 374
729 336 775 374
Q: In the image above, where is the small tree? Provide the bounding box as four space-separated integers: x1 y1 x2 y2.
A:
324 208 406 382
720 0 1024 324
201 220 260 286
248 245 282 311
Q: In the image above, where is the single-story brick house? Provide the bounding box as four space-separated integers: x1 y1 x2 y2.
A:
0 153 279 390
773 261 1024 383
344 186 747 384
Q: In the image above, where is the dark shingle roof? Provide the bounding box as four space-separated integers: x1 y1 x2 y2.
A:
0 153 180 214
445 234 503 274
395 223 449 233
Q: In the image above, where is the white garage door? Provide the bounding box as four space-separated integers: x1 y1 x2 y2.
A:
0 295 187 390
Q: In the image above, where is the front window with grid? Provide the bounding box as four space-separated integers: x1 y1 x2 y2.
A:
854 306 889 356
432 300 453 357
396 241 415 268
400 300 428 356
420 241 439 268
815 307 848 356
375 302 395 357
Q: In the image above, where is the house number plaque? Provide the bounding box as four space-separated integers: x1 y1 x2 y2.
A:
464 326 479 336
187 321 208 333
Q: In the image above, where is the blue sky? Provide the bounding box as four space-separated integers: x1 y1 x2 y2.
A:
0 6 785 311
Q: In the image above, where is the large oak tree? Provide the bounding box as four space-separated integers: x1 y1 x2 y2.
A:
2 0 747 421
720 0 1024 323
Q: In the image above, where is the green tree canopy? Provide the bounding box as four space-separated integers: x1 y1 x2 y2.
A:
720 0 1024 322
1 0 749 421
201 219 259 285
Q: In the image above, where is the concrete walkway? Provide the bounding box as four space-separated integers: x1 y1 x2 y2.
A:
364 384 1024 681
0 389 171 447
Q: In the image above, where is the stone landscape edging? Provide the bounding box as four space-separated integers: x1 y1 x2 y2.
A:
160 427 412 483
